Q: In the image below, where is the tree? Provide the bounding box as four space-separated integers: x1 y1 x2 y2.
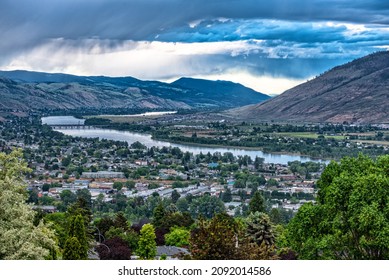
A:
105 227 139 252
67 196 92 226
249 191 266 214
94 216 115 238
286 155 389 259
59 190 77 210
165 227 190 247
137 224 157 260
190 213 240 260
97 237 132 260
64 214 88 260
76 189 92 208
113 181 123 191
63 237 83 260
246 212 275 247
266 178 279 187
269 208 284 225
0 150 57 260
130 141 147 150
161 211 194 230
188 194 226 219
254 156 264 170
221 188 232 202
171 190 181 204
114 212 129 231
152 202 166 228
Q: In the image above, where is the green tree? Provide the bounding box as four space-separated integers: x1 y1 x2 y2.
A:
152 202 166 228
246 212 275 247
44 212 67 249
114 212 129 231
113 181 123 191
171 190 181 204
266 178 279 187
137 224 157 260
0 150 57 260
64 214 88 260
165 227 190 247
286 155 389 259
221 188 232 202
190 213 240 260
189 194 226 219
59 190 77 210
269 208 284 225
67 197 92 226
249 191 266 214
63 237 83 260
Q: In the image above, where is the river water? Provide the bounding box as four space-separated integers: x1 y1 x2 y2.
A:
43 116 328 165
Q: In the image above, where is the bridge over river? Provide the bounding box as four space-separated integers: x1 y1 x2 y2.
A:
49 124 97 130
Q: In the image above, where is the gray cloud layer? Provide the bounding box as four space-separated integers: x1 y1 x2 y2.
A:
1 0 389 89
1 0 389 52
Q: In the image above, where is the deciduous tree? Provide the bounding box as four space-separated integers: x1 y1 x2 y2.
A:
0 150 57 260
190 213 240 260
136 224 157 260
286 155 389 259
165 227 190 247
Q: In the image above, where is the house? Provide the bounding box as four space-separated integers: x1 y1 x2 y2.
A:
32 205 57 213
156 246 189 260
82 171 125 179
135 160 148 166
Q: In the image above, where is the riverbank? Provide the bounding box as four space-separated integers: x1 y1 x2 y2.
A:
149 135 334 162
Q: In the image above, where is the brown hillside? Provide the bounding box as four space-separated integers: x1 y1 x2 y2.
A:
227 51 389 124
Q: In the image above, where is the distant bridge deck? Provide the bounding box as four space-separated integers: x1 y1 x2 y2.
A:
49 124 96 129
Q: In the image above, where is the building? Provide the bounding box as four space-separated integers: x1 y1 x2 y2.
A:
82 171 125 179
156 246 189 260
32 205 57 213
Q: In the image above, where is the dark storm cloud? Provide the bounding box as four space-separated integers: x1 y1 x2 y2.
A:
1 0 389 87
1 0 389 52
155 20 350 43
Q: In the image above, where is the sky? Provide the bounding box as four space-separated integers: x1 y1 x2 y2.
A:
1 0 389 94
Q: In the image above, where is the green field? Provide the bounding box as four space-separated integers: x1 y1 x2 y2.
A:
274 132 346 140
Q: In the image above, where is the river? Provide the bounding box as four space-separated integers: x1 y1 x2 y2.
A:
43 116 329 165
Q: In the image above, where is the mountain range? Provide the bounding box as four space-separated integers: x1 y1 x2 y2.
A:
227 51 389 124
0 71 269 111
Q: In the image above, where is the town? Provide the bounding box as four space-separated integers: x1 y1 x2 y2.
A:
1 113 321 221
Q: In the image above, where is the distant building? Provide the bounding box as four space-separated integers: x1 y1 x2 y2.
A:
291 187 314 194
32 205 57 213
156 246 189 260
135 160 148 166
82 171 125 179
89 182 114 190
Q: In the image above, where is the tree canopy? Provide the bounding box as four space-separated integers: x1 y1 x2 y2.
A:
249 191 266 214
137 223 157 260
0 150 57 260
285 154 389 259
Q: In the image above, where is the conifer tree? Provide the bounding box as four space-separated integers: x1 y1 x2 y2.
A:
246 212 275 247
114 212 129 231
63 237 83 260
249 191 266 214
152 202 166 228
64 214 88 259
